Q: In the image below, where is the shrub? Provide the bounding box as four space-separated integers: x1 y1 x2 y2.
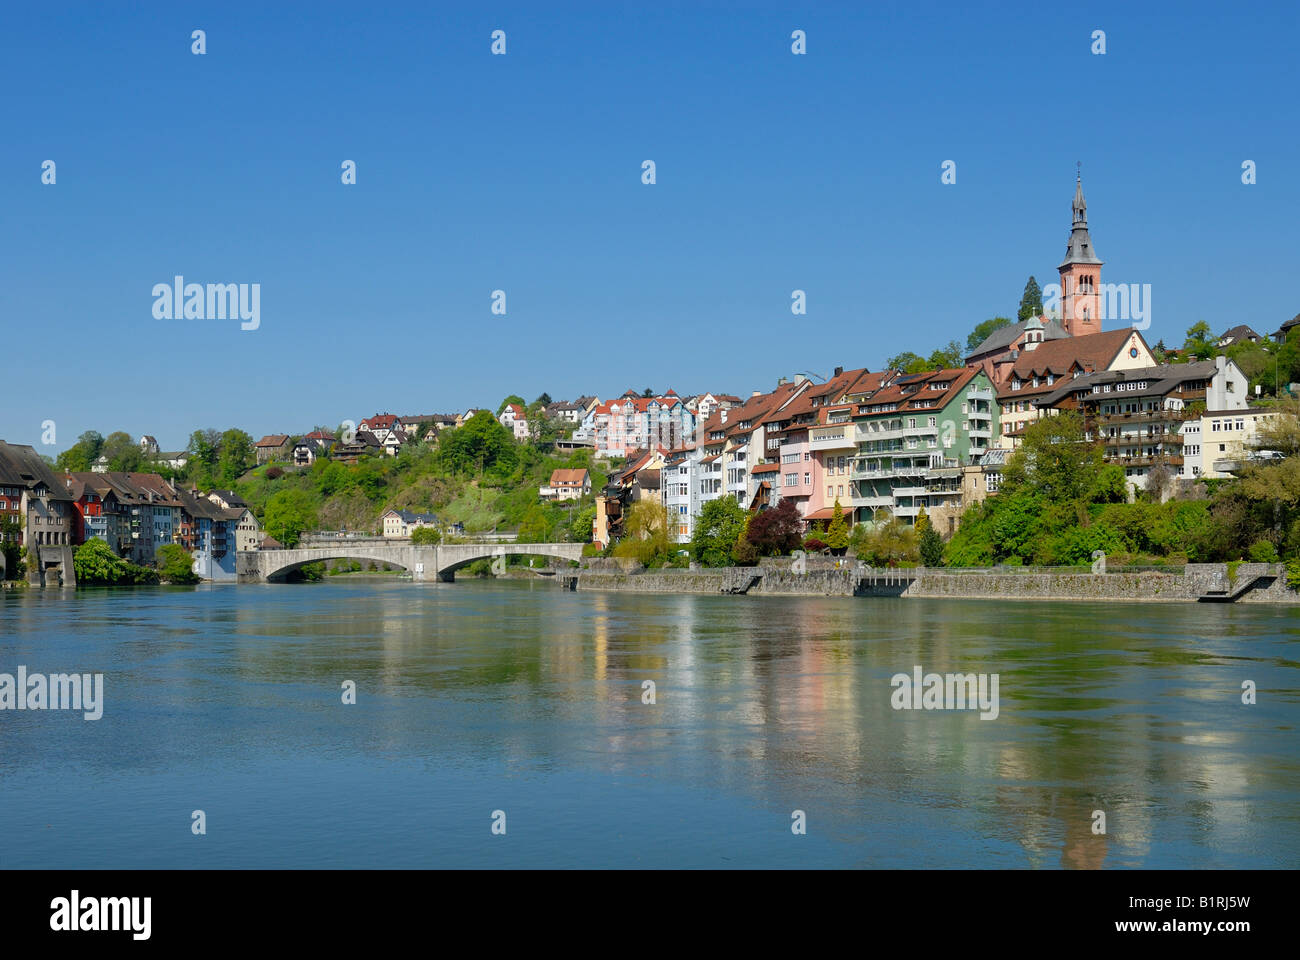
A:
265 466 284 480
803 538 828 552
1247 540 1279 563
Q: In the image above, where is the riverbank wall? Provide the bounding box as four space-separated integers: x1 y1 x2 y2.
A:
574 559 1300 603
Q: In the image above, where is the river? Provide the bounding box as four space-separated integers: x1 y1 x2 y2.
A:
2 580 1297 868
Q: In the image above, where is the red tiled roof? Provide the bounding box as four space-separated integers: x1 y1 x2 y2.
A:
255 434 290 447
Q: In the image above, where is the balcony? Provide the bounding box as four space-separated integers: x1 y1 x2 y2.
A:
968 428 991 439
809 427 854 451
1108 454 1186 468
893 485 928 498
967 389 993 402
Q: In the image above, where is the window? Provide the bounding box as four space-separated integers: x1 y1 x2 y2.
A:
804 472 810 485
928 416 937 428
1012 379 1021 391
827 486 833 498
908 418 916 429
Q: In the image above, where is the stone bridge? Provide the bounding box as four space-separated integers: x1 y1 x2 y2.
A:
238 542 583 583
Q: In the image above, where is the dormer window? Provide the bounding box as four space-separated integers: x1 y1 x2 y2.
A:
1011 379 1021 391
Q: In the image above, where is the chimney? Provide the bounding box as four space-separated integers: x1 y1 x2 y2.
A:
834 366 843 377
751 390 761 398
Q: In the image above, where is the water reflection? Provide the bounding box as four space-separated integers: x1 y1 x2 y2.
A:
1 583 1297 868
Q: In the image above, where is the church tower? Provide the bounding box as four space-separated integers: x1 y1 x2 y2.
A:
1058 173 1103 335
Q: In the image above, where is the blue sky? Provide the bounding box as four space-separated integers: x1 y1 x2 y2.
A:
3 0 1296 452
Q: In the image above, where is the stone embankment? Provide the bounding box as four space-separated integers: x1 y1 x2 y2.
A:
574 558 1300 603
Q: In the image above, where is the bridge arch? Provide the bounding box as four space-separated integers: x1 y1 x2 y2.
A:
243 542 582 583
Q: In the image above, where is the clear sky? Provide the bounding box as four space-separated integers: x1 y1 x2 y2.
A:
3 0 1296 453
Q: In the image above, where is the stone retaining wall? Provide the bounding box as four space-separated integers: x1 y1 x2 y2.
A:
574 561 1300 603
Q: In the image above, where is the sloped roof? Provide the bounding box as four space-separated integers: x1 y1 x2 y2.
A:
1001 329 1138 389
0 441 74 499
549 468 590 485
968 317 1071 359
255 434 290 447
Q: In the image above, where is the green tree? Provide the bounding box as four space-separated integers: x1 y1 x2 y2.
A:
436 411 519 478
825 499 849 550
155 543 200 584
1017 276 1043 322
570 504 597 543
918 511 944 566
100 431 144 472
410 526 441 545
886 351 923 372
218 428 255 485
1183 321 1215 360
535 392 552 406
517 503 553 543
612 500 671 564
496 395 526 416
967 317 1013 352
73 538 158 585
263 489 319 547
1001 411 1105 504
56 430 105 472
690 496 748 567
927 340 964 371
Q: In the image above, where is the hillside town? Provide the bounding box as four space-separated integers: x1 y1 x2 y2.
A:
1 177 1294 586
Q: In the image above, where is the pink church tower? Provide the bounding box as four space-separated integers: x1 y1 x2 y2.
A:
1058 172 1103 336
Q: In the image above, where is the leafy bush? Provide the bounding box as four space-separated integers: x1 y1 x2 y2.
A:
155 543 200 584
1247 539 1279 563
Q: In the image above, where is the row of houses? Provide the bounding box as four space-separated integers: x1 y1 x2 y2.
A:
587 176 1277 547
1 439 270 583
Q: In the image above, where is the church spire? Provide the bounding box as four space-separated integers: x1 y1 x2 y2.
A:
1060 169 1101 268
1058 169 1103 335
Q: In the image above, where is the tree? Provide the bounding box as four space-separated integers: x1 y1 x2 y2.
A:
690 496 748 567
746 499 803 555
436 411 518 478
73 538 158 585
917 509 944 565
612 500 671 564
886 351 927 373
1183 321 1215 360
496 395 526 416
825 499 849 550
927 340 964 371
100 431 144 473
641 387 655 398
218 428 255 485
156 543 200 584
854 512 919 566
517 504 553 543
410 526 441 545
56 430 105 472
1254 398 1300 458
263 490 318 547
570 504 597 543
1001 411 1105 504
1017 277 1043 322
535 392 552 406
967 317 1013 352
